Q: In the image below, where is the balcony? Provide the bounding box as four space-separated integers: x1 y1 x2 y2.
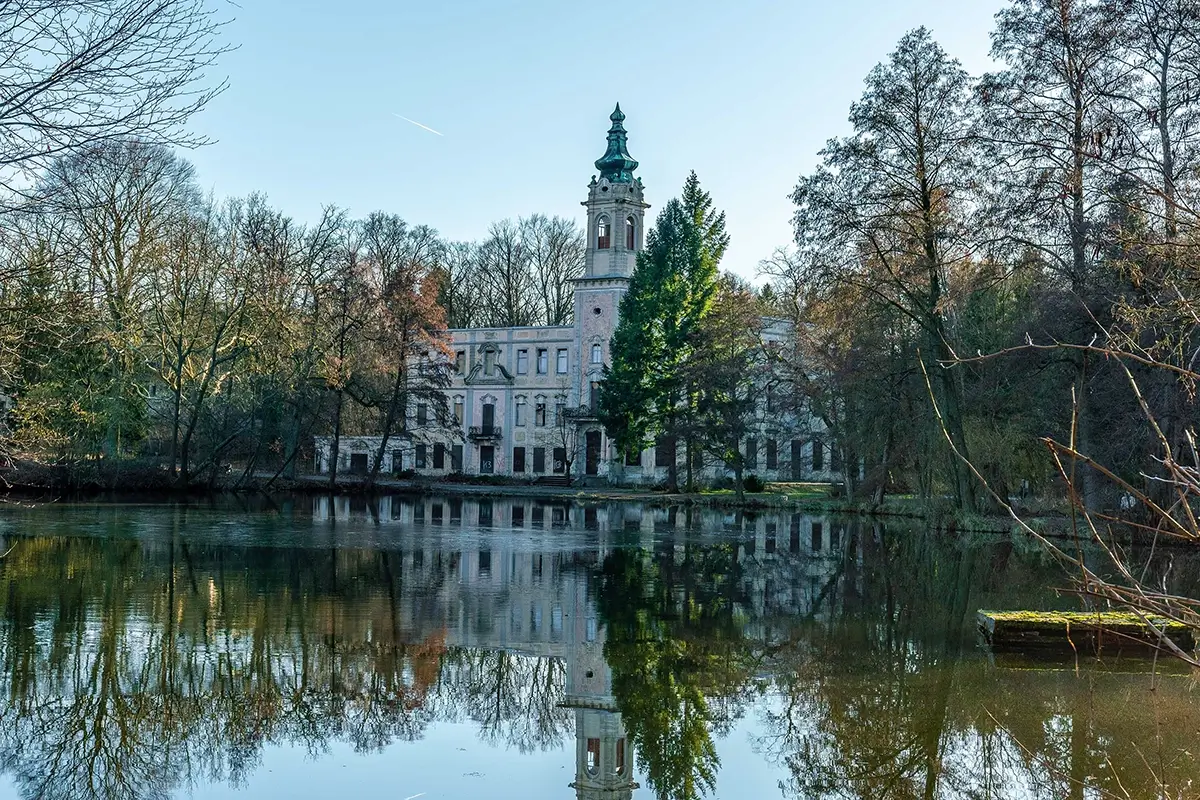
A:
468 425 503 441
562 405 599 421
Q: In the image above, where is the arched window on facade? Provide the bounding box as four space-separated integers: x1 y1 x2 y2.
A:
590 343 602 364
626 216 636 250
597 216 610 249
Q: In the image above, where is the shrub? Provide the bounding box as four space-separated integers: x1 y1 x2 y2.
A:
743 474 766 493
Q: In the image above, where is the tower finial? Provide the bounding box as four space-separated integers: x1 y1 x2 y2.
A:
595 103 637 183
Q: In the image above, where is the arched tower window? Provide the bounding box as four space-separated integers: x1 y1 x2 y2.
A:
626 216 636 250
597 216 610 249
586 738 601 775
590 343 602 364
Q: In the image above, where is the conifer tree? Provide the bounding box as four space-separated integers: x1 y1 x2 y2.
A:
599 173 728 491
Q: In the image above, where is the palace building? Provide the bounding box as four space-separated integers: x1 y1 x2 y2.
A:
316 105 837 486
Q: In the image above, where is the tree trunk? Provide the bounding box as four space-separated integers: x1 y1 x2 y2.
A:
930 336 976 513
367 364 408 492
733 456 744 503
328 388 344 491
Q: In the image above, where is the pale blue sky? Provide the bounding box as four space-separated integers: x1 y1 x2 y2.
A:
186 0 1007 279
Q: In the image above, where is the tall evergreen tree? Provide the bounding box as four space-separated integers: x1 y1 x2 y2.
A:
599 173 728 491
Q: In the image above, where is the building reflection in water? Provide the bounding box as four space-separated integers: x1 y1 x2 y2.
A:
0 494 1197 800
310 493 858 800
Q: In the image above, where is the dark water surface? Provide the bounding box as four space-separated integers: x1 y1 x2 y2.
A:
0 495 1197 800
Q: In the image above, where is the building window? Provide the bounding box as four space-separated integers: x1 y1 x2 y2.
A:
513 447 526 472
616 739 627 775
553 447 566 474
555 399 566 424
556 348 568 374
515 397 526 426
745 437 757 469
590 381 601 410
453 399 464 425
812 441 824 471
455 350 465 374
625 447 641 466
416 403 428 426
535 402 546 426
391 449 403 472
415 444 427 469
590 343 602 364
517 348 529 374
536 348 548 374
586 738 602 773
831 444 842 472
533 447 546 473
433 443 445 469
766 439 778 469
597 216 610 249
484 348 495 375
626 216 635 250
451 444 463 471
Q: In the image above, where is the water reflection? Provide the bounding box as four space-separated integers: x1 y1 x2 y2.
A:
0 495 1196 800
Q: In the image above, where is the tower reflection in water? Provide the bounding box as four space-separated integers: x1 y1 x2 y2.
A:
5 493 1193 800
312 493 849 800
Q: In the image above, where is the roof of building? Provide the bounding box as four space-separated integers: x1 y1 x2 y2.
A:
594 104 638 184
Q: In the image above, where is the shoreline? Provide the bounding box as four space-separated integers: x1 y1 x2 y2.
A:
0 468 1060 533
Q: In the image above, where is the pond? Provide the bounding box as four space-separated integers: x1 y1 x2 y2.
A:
0 494 1196 800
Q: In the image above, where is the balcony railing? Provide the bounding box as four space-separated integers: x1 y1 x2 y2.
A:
468 425 502 440
562 405 599 421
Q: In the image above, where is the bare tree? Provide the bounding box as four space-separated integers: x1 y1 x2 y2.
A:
477 219 536 327
0 0 229 206
1102 0 1200 242
41 139 199 460
250 199 344 483
358 212 452 490
521 214 584 326
432 240 483 329
793 28 981 510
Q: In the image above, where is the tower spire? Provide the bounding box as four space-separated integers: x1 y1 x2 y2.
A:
594 103 638 183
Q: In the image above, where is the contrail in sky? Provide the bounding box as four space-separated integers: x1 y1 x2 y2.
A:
393 113 443 136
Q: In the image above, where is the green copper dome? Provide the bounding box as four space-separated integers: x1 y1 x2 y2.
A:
594 103 638 183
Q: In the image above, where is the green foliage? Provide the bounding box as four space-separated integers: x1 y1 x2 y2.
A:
742 474 766 493
599 173 729 485
598 544 750 800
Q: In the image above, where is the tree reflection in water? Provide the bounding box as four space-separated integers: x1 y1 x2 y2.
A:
0 498 1196 800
